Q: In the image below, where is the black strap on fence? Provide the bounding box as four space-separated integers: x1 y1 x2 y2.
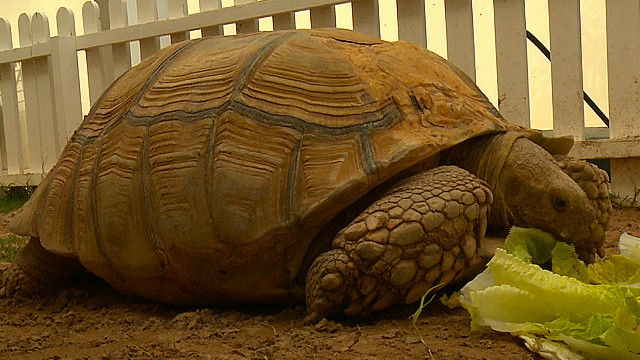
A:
525 30 610 127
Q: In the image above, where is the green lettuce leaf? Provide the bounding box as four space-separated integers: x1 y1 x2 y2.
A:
459 227 640 360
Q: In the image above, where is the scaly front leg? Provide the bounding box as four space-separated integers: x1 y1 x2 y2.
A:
305 166 492 323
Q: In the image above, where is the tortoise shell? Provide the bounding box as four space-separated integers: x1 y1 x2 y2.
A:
10 28 510 304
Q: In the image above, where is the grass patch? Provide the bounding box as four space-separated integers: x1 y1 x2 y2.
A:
0 186 35 214
0 234 27 262
610 190 640 209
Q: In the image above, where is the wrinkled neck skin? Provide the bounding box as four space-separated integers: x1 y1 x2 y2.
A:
445 133 595 244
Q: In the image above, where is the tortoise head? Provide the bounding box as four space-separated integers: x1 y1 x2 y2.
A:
486 135 598 259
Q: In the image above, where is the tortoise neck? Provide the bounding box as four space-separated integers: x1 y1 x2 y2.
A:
444 132 523 229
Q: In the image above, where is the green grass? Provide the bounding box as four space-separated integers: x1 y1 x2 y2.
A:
0 186 34 261
610 190 640 209
0 234 27 262
0 186 35 214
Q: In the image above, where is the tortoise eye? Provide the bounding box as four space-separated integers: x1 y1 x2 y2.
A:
553 196 567 212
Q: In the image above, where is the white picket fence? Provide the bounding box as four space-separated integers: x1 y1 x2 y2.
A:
0 0 639 199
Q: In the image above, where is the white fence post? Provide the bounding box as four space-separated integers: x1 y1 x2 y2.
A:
272 11 296 30
493 0 530 127
234 0 260 34
0 19 24 175
18 14 39 173
199 0 223 36
51 8 83 146
109 0 132 79
137 0 161 59
444 0 476 80
351 0 380 38
397 0 427 48
310 5 336 28
31 13 58 172
84 1 115 106
606 0 640 199
549 0 584 139
168 0 189 43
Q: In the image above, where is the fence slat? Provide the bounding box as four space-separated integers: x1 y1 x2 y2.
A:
351 0 380 38
137 0 161 59
549 0 584 138
168 0 189 43
199 0 223 36
493 0 530 127
272 12 295 30
0 19 24 174
606 0 640 200
234 0 260 34
52 8 83 144
397 0 426 48
109 0 132 78
444 0 475 80
18 14 40 172
310 5 336 28
84 1 114 106
32 14 57 172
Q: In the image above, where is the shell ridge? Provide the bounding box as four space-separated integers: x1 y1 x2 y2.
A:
65 144 84 252
359 131 376 174
89 140 120 277
230 32 297 102
141 127 161 253
86 39 207 143
285 138 302 220
204 114 218 226
230 101 399 135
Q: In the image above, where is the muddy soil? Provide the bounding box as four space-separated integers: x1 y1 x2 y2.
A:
1 207 640 360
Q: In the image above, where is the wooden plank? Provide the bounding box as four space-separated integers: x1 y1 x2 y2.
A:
83 1 109 106
493 0 530 127
199 0 223 36
18 14 41 172
310 5 336 28
272 12 296 30
0 173 47 186
137 0 161 59
0 19 24 174
236 18 259 34
234 0 260 34
397 0 427 48
606 0 640 199
109 0 132 78
0 46 37 64
169 0 189 43
444 0 475 80
72 0 349 49
570 138 640 159
351 0 380 38
32 14 57 172
53 8 83 143
549 0 584 138
606 1 640 138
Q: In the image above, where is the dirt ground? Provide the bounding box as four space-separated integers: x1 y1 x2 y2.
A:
1 207 639 360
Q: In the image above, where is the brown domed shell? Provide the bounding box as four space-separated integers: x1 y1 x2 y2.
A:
9 28 508 304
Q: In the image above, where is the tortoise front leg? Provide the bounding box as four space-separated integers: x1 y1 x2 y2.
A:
305 166 492 323
554 155 612 261
1 237 85 297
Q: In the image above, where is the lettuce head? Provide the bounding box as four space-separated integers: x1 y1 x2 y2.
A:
458 228 640 360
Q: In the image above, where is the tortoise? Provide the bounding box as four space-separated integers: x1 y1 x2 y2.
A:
1 28 611 323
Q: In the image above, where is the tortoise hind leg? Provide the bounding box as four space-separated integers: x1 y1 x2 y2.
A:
1 237 85 297
305 166 492 323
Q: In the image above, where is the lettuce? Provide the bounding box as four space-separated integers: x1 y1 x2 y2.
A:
459 229 640 360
